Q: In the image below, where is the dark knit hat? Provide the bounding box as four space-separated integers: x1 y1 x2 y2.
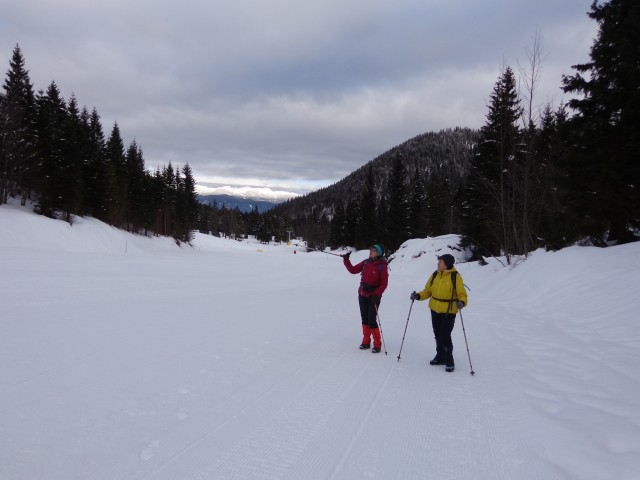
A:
438 254 455 269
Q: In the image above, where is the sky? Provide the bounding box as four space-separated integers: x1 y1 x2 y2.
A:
1 0 597 194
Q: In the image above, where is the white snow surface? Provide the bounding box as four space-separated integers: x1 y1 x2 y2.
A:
1 203 639 480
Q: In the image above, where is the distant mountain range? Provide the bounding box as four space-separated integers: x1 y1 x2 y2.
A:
195 185 300 213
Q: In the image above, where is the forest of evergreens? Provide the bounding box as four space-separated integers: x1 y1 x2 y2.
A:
1 0 637 257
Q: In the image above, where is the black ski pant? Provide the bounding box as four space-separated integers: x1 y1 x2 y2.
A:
358 295 379 329
431 310 456 365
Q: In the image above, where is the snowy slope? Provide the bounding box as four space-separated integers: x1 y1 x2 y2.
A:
1 204 639 480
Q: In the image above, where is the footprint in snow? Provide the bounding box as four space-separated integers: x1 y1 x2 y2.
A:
139 440 159 461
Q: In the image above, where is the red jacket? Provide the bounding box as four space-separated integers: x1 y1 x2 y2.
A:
344 257 389 298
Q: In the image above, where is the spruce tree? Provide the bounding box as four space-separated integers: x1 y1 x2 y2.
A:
125 141 146 232
344 197 361 248
179 163 198 242
1 45 36 205
356 165 378 249
462 66 523 259
61 94 87 220
562 0 640 243
408 169 429 239
384 154 410 251
328 199 347 247
105 123 127 226
34 81 68 217
86 108 107 219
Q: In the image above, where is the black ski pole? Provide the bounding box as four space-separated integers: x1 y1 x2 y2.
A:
396 299 415 362
373 303 388 355
290 242 344 257
459 310 475 375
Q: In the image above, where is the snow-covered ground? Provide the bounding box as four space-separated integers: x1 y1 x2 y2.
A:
1 203 639 480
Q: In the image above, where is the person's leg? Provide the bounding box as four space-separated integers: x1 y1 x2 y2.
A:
367 297 381 352
442 314 456 368
358 296 372 348
430 310 445 364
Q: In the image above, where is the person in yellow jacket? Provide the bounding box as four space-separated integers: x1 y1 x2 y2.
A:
410 254 468 372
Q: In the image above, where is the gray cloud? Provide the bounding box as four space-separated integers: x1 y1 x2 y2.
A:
2 0 597 193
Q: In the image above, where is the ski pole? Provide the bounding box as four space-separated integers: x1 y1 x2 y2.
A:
396 299 415 362
373 303 388 355
459 310 475 375
290 242 344 257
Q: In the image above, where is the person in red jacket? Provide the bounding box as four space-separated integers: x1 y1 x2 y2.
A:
342 244 389 353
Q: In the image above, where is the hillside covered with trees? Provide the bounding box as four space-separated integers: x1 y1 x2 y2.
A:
0 45 198 243
273 0 639 260
1 0 637 256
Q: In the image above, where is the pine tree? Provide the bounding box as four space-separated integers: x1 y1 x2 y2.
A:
85 108 107 219
61 94 87 221
179 163 198 242
344 197 361 248
355 165 378 249
105 123 127 226
1 45 36 205
408 169 429 239
536 104 574 249
125 140 146 232
328 199 347 247
34 81 68 217
561 0 640 243
462 66 523 259
384 154 410 251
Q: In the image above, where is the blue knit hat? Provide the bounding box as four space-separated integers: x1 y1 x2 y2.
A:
371 244 383 256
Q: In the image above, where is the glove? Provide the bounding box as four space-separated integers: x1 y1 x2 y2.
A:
341 251 351 259
410 292 420 301
456 301 465 309
369 294 379 305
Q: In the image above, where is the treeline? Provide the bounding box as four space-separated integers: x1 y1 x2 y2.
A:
195 202 295 244
274 0 640 259
0 45 198 243
272 127 477 252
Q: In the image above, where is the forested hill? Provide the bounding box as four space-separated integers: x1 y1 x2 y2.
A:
271 127 478 219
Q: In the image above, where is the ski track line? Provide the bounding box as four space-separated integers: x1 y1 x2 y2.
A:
327 359 397 480
70 343 338 480
183 350 382 480
120 343 348 480
2 346 111 392
277 353 389 479
131 347 387 480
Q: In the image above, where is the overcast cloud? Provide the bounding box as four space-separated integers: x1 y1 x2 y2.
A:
1 0 597 193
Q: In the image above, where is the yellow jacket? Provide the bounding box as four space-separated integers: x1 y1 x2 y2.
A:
416 268 468 314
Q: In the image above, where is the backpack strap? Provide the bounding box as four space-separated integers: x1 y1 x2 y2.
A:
363 258 385 274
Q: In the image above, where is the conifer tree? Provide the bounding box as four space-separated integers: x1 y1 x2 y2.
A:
384 154 410 251
178 163 198 242
408 169 429 239
61 94 87 220
328 198 347 247
34 81 68 217
462 66 523 259
125 141 146 232
344 197 361 248
105 123 127 226
1 45 36 205
562 0 640 243
356 165 378 248
85 108 107 219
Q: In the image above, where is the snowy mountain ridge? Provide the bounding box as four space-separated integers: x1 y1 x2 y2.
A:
195 184 299 202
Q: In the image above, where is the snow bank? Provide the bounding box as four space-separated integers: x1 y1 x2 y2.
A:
1 204 639 480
